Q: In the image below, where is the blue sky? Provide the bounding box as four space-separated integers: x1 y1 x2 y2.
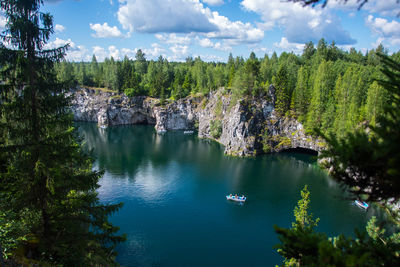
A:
23 0 400 61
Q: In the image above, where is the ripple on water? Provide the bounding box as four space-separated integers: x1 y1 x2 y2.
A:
77 123 375 266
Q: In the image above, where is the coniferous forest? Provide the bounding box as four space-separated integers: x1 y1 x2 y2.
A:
2 0 400 266
55 42 396 137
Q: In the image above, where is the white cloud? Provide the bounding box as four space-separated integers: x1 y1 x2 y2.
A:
192 53 224 62
371 37 385 49
155 33 191 45
121 48 137 59
366 15 400 48
198 37 214 47
326 0 400 17
241 0 355 45
92 45 122 60
108 45 120 59
45 38 89 61
366 15 400 38
117 0 263 46
202 0 224 6
168 44 190 61
363 0 400 17
274 37 304 54
55 24 66 33
89 22 123 38
196 37 232 51
93 46 108 61
206 11 264 43
92 44 167 61
143 43 167 59
214 41 232 51
117 0 217 33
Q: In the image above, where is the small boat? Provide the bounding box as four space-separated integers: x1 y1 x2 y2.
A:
226 194 246 203
355 200 369 209
184 130 194 134
99 125 107 129
157 129 167 134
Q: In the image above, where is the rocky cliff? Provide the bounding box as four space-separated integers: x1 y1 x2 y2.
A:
71 87 323 156
71 88 157 126
197 88 323 156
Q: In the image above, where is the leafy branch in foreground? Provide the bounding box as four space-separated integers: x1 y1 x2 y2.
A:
275 186 400 266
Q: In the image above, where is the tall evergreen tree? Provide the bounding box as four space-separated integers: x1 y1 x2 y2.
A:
274 65 290 116
306 60 336 132
365 81 387 126
293 65 310 119
0 0 124 265
90 54 101 86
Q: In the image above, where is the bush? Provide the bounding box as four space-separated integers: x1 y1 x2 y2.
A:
124 87 140 98
210 120 222 139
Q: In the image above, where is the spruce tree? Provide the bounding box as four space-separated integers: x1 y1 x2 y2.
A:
274 65 290 116
293 65 310 119
306 60 336 133
365 81 387 126
0 0 124 265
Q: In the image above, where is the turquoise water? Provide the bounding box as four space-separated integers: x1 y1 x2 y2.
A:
77 123 379 267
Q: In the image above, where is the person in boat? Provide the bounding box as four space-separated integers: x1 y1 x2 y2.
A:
241 195 245 199
235 194 238 199
229 194 232 197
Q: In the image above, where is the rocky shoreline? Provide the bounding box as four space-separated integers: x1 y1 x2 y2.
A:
70 87 324 156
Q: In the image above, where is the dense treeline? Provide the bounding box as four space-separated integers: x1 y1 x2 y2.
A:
56 40 399 138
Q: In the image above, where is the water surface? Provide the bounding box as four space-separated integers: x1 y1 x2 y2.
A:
77 123 379 267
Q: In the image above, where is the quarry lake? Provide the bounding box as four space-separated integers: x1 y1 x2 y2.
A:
77 122 378 267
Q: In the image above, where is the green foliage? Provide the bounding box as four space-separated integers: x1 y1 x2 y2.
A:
292 185 319 231
275 187 400 266
210 120 222 139
276 53 400 267
52 39 390 143
274 65 290 116
365 81 388 126
306 60 337 132
214 98 223 118
318 54 400 204
276 136 292 150
0 0 125 265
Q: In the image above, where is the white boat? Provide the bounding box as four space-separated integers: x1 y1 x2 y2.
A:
184 130 194 134
355 200 369 209
226 195 246 203
99 125 107 129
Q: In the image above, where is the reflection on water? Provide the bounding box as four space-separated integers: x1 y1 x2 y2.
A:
77 122 376 267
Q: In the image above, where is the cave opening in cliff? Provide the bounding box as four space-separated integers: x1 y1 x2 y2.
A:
280 147 318 156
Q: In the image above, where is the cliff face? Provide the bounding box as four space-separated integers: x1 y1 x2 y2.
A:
197 88 322 156
153 97 200 132
71 88 156 126
71 87 323 156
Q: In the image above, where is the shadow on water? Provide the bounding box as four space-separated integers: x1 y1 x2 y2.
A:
76 122 378 267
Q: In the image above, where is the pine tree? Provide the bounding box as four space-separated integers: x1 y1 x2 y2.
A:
134 49 147 77
274 65 290 116
365 81 388 126
306 60 336 132
293 65 310 119
0 0 125 264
